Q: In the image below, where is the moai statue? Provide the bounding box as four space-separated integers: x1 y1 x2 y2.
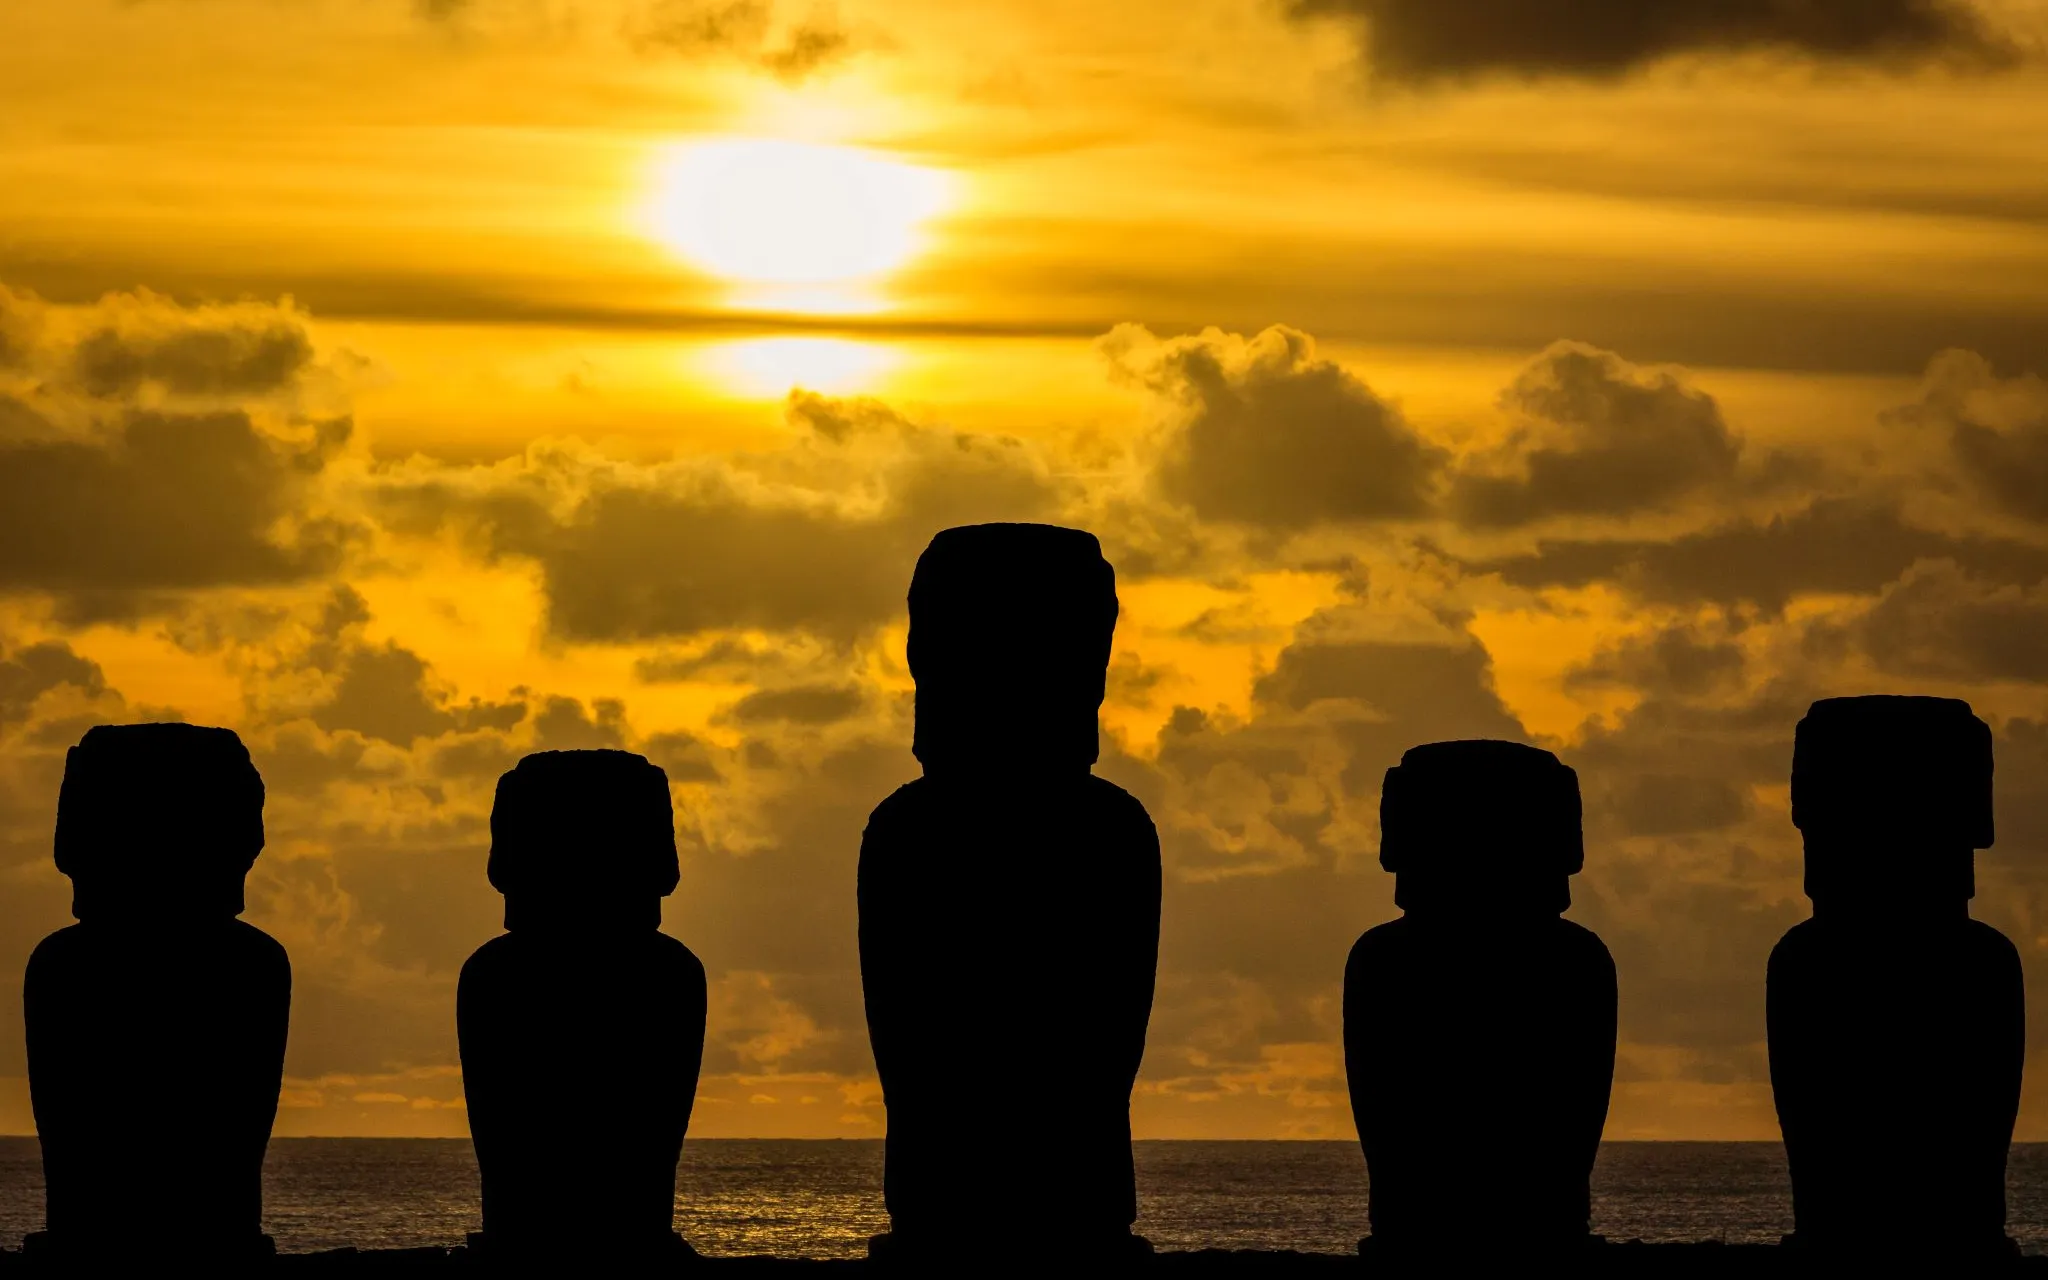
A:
458 749 708 1265
25 723 290 1262
860 524 1161 1264
1345 740 1616 1257
1769 696 2022 1259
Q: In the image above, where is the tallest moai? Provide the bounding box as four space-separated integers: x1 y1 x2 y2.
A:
859 524 1161 1264
1769 696 2023 1259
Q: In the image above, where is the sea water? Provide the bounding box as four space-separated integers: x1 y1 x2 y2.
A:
6 1139 2048 1257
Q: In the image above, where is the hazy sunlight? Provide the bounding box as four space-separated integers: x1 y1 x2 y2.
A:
646 139 951 312
699 336 899 397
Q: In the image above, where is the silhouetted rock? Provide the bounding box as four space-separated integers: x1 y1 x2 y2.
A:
859 524 1161 1263
1345 740 1616 1256
457 749 707 1265
1768 696 2022 1259
24 723 289 1261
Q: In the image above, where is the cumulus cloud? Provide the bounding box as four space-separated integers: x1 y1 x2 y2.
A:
1255 636 1518 728
1103 324 1444 530
1450 343 1745 528
723 682 866 726
0 409 353 614
531 694 631 751
1853 559 2048 683
379 391 1059 643
526 487 911 641
1567 624 1746 699
1291 0 2011 83
1133 603 1531 889
0 641 106 729
0 286 356 617
1606 771 1751 837
0 285 42 370
635 636 821 684
1474 499 2048 613
1993 720 2048 873
67 292 315 399
313 640 527 747
705 970 835 1073
1889 349 2048 524
643 729 722 783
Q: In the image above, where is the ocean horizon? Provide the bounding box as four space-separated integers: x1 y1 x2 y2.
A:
5 1138 2048 1257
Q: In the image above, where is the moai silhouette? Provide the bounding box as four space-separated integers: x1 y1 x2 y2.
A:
1769 696 2022 1259
859 524 1161 1264
24 723 289 1261
1345 740 1616 1257
458 749 708 1265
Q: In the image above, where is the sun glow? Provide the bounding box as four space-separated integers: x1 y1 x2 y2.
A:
698 337 899 397
646 139 951 312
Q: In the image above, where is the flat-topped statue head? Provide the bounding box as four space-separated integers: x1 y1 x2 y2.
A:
55 722 265 921
1380 739 1583 915
907 522 1119 778
1792 695 1993 909
488 749 679 932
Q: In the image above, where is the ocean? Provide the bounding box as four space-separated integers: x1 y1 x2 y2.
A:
6 1139 2048 1257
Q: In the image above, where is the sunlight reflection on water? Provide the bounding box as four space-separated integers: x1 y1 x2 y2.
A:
4 1139 2048 1257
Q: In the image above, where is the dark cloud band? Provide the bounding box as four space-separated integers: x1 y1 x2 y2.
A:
1293 0 2009 81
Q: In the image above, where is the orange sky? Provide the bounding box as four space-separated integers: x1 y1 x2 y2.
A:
2 0 2048 1141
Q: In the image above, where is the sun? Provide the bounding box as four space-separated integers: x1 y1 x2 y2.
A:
645 139 951 310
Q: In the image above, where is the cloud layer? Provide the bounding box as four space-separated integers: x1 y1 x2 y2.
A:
0 289 354 619
2 282 2047 1142
1293 0 2011 81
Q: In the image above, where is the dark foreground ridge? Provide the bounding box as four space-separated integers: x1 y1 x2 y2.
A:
3 1242 2047 1274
